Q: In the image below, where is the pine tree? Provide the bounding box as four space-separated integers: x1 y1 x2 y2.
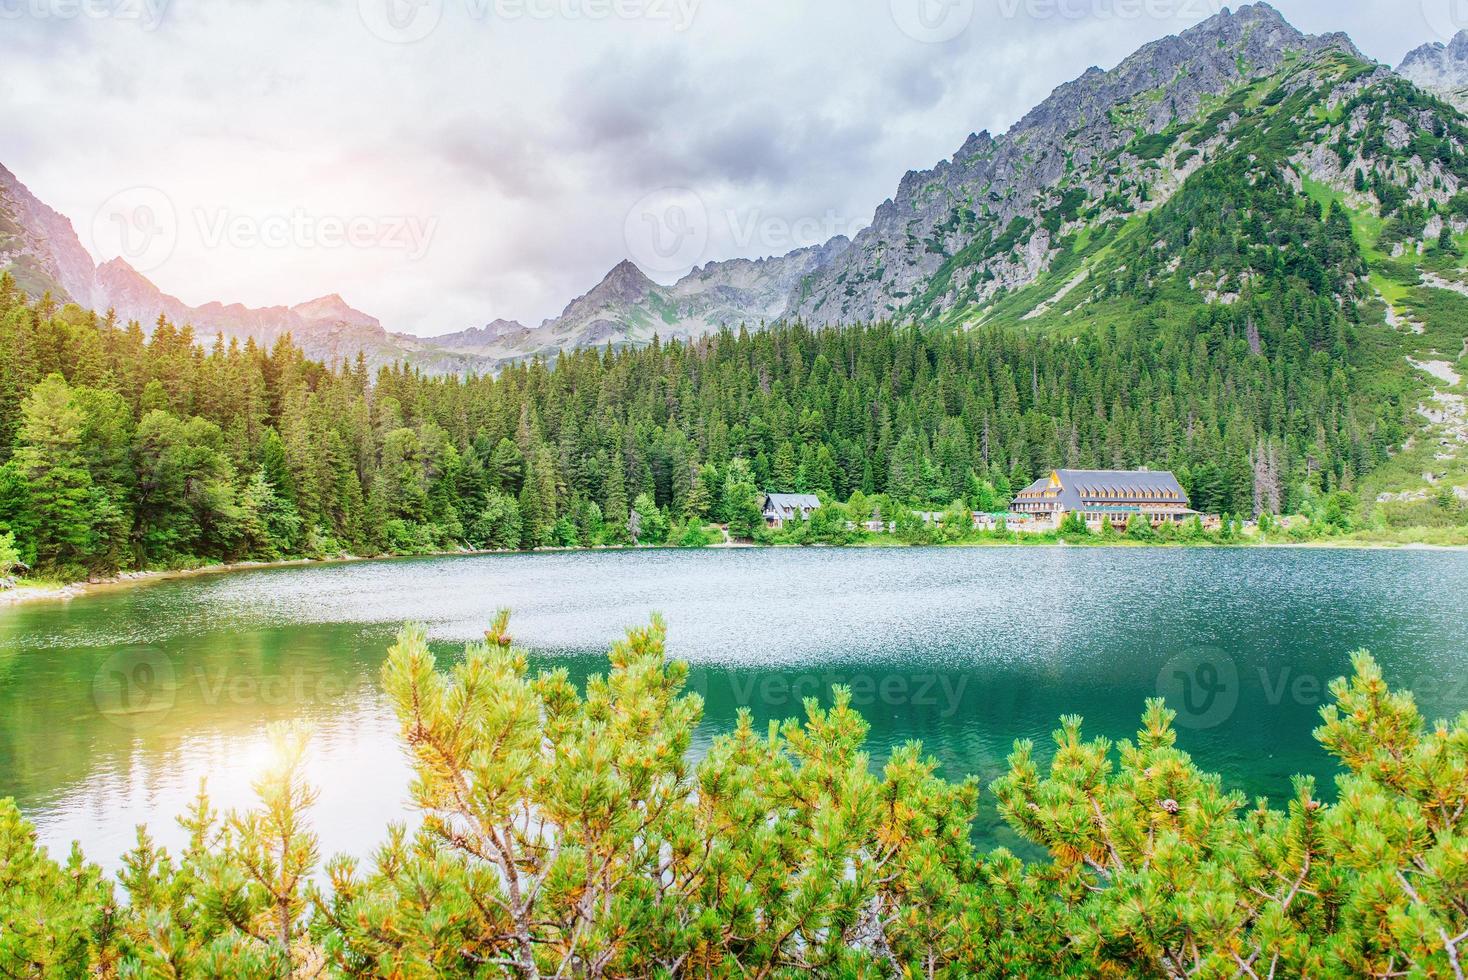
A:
723 459 763 540
15 374 96 571
4 632 1462 977
603 449 630 545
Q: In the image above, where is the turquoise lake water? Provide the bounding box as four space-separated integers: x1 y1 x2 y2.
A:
2 546 1465 867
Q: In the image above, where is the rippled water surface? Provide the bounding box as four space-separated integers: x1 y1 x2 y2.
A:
2 547 1465 867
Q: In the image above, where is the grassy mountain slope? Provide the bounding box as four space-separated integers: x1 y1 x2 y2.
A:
947 44 1468 519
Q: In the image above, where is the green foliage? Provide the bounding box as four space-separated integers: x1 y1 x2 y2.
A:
722 461 762 541
1 627 1463 976
0 529 19 577
8 51 1467 577
1058 510 1090 537
471 487 522 550
672 519 716 547
0 802 118 977
630 491 668 545
0 246 1426 579
1124 512 1156 540
15 374 99 574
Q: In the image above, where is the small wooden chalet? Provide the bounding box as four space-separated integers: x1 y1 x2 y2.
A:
761 493 822 528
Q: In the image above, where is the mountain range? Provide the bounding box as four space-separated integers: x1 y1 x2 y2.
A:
3 3 1468 375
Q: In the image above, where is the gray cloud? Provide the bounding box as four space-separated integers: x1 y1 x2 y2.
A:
0 0 1433 335
434 119 558 199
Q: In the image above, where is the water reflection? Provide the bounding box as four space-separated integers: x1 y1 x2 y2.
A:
1 547 1465 869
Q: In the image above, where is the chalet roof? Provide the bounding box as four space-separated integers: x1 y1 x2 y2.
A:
1019 477 1051 496
1057 469 1186 496
763 493 822 512
1015 469 1189 510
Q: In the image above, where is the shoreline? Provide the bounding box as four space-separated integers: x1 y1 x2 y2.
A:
2 534 1465 610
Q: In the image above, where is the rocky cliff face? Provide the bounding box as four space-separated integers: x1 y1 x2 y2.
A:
0 164 97 307
1398 31 1468 110
785 2 1359 327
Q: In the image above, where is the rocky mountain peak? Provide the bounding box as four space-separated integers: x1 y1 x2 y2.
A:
786 1 1363 327
0 5 1439 376
425 318 532 351
291 293 381 330
1401 29 1468 67
93 256 178 319
589 259 656 303
96 255 143 280
1399 30 1468 105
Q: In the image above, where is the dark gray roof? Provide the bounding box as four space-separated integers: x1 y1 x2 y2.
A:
1019 477 1051 496
1016 469 1189 511
763 493 822 512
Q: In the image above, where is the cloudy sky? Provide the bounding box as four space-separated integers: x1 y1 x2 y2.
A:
0 0 1458 335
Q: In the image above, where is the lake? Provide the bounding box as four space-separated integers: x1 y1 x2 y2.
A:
2 546 1465 869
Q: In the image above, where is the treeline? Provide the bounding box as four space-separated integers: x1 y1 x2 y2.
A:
2 621 1464 977
0 261 1404 577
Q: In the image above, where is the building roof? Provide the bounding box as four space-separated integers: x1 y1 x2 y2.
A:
762 493 822 512
1016 469 1189 511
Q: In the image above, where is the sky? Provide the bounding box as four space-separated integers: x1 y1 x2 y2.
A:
1 0 1460 336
